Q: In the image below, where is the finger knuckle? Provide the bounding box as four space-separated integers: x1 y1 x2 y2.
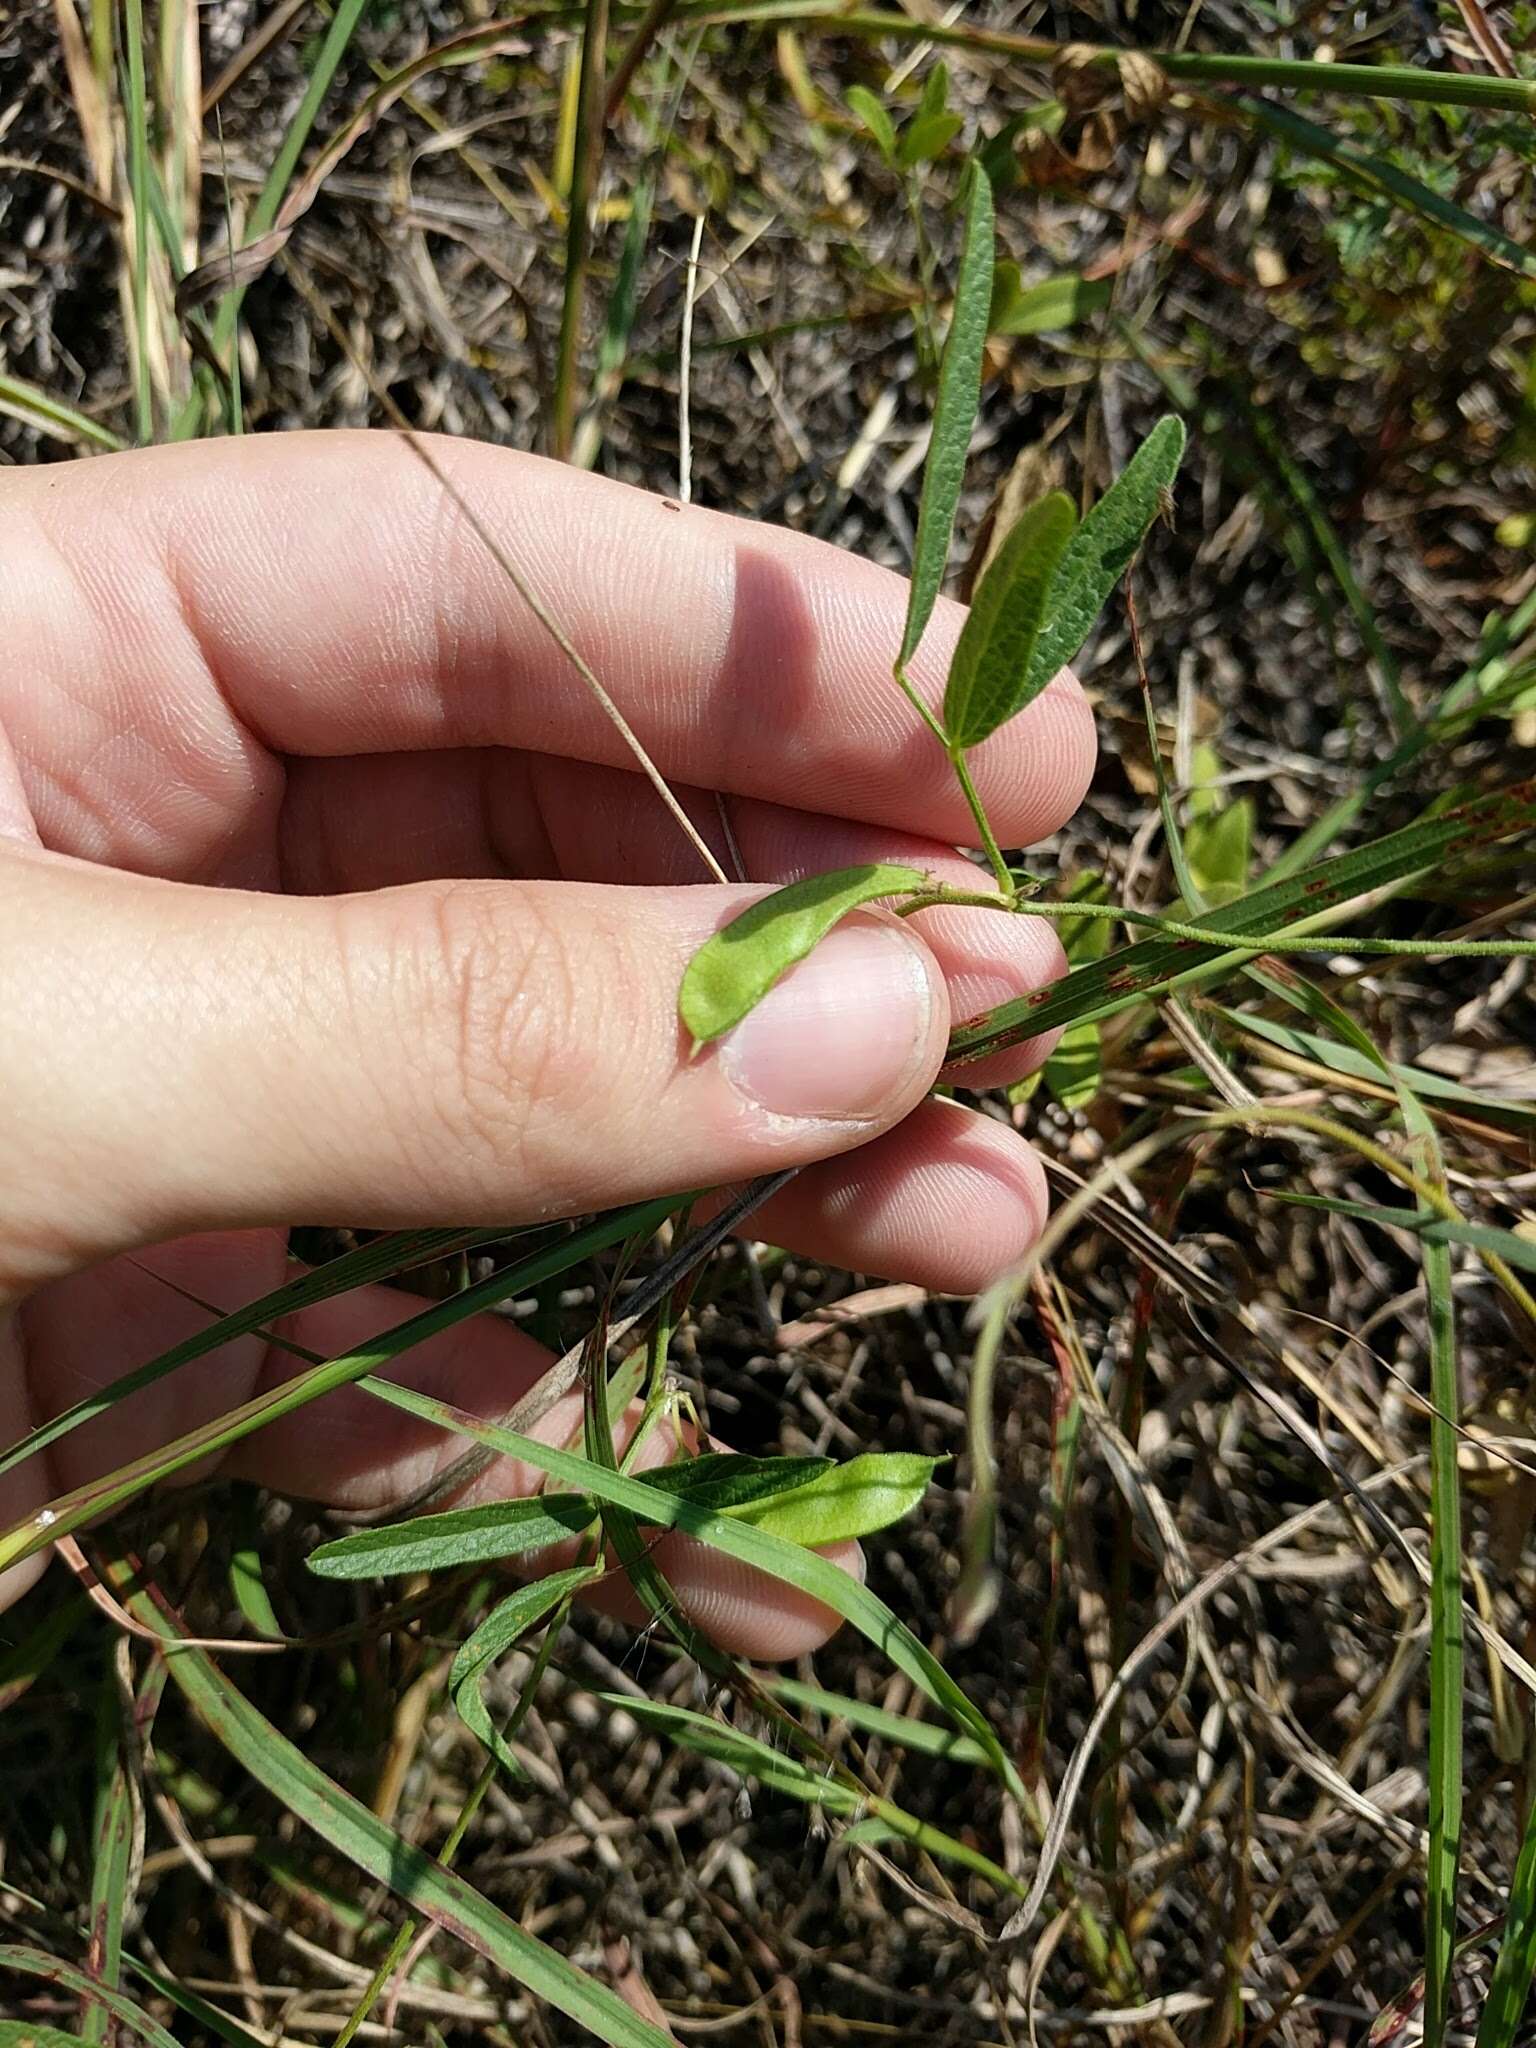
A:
421 881 582 1173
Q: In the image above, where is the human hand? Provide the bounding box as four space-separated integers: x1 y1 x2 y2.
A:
0 431 1094 1653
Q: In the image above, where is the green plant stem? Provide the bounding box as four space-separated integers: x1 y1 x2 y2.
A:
211 0 371 352
553 0 612 459
122 0 153 444
334 1601 576 2048
899 886 1536 961
892 661 952 748
666 4 1536 113
947 752 1014 897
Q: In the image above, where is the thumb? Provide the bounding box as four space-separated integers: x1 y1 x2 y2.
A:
0 853 947 1288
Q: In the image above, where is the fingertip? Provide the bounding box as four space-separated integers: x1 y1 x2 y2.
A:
964 665 1098 849
752 1096 1049 1295
585 1533 860 1660
915 908 1068 1090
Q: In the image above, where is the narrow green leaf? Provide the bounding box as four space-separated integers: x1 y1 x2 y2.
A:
989 265 1112 337
84 1664 141 2045
110 1578 675 2048
1416 1115 1463 2048
1243 94 1536 281
1213 1001 1536 1123
1476 1778 1536 2048
763 1676 991 1763
0 1594 88 1711
612 1695 858 1811
727 1451 939 1544
361 1378 1023 1796
1267 1192 1536 1276
847 85 897 164
896 109 963 165
308 1496 599 1579
0 374 125 452
451 1567 600 1776
0 1949 181 2048
637 1451 834 1510
678 863 927 1046
897 162 995 670
0 1224 508 1488
605 1695 1026 1894
1026 414 1186 695
943 490 1077 748
0 1195 684 1578
229 1545 282 1638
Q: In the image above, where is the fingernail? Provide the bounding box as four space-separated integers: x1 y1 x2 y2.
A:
720 919 935 1120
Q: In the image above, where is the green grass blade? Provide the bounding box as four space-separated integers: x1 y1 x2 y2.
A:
0 1594 89 1712
606 1695 1023 1892
946 781 1536 1064
211 0 370 347
0 1197 685 1578
1270 587 1536 877
0 1226 516 1487
1242 95 1536 281
1415 1107 1463 2045
1476 1780 1536 2048
0 374 125 451
109 1576 675 2048
122 1958 268 2048
83 1665 138 2044
360 1376 1024 1797
762 1676 991 1762
121 0 153 443
1212 1001 1536 1123
1265 1192 1536 1277
668 8 1536 114
896 161 994 674
0 1948 180 2048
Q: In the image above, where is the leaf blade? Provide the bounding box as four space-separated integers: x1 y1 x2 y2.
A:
307 1496 599 1578
897 162 995 671
943 489 1077 748
727 1451 939 1544
1026 414 1186 695
678 863 927 1046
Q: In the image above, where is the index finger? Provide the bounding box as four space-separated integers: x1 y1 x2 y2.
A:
7 429 1095 851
